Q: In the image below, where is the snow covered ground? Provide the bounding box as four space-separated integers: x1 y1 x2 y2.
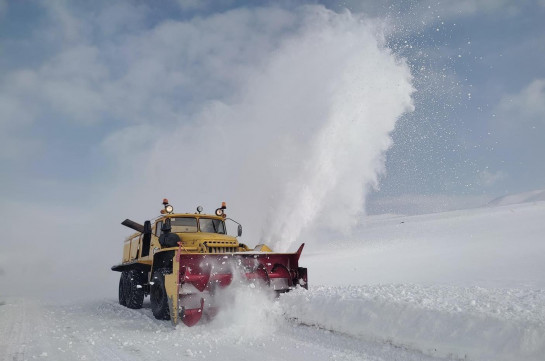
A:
1 199 544 361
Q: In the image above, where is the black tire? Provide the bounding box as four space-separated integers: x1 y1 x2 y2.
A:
125 270 146 309
150 269 171 320
118 272 128 306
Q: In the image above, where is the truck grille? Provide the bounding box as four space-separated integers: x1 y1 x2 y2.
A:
208 247 235 253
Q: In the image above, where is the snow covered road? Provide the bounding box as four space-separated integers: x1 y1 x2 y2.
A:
2 285 544 361
1 298 451 361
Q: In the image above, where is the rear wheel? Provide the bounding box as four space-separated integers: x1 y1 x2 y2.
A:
150 269 171 320
118 272 128 306
124 270 145 309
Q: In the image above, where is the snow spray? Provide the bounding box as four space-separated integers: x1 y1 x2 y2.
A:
254 10 415 250
207 261 282 338
130 7 415 251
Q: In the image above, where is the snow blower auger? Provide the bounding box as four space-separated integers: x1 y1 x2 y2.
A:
111 199 308 327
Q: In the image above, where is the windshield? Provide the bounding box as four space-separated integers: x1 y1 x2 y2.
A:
170 217 198 233
199 218 226 234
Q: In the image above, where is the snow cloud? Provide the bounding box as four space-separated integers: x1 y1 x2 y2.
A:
0 2 413 298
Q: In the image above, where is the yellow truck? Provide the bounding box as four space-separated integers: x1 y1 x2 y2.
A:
112 199 308 326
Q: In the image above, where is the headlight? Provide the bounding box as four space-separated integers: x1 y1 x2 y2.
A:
165 205 174 213
215 208 224 216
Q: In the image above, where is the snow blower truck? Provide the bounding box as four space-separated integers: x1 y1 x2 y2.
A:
112 199 308 327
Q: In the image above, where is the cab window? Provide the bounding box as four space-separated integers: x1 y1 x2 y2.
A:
199 218 226 234
155 221 163 236
171 217 198 233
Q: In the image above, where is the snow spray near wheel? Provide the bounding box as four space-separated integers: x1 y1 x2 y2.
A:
209 267 283 339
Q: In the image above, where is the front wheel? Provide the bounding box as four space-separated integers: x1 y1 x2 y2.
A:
150 269 171 320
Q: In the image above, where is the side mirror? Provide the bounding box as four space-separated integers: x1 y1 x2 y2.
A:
237 224 242 237
143 220 152 235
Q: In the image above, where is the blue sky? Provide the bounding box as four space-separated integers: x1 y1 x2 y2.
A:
1 0 544 212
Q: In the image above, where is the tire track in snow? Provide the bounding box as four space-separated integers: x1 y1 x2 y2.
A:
281 318 454 361
0 299 28 361
49 300 165 361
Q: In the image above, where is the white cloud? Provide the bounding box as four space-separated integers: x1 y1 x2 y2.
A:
497 78 545 124
0 5 296 135
101 123 160 161
0 72 41 159
44 0 85 44
0 47 109 126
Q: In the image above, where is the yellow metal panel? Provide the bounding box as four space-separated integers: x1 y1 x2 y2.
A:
165 252 179 325
123 240 131 262
254 244 273 252
130 236 140 260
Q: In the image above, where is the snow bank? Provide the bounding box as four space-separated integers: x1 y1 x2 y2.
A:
305 201 545 289
281 285 545 361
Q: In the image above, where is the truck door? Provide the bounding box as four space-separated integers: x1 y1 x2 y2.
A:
130 236 140 260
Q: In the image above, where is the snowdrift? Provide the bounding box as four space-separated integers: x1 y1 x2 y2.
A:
281 285 545 361
304 200 545 289
280 199 545 361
